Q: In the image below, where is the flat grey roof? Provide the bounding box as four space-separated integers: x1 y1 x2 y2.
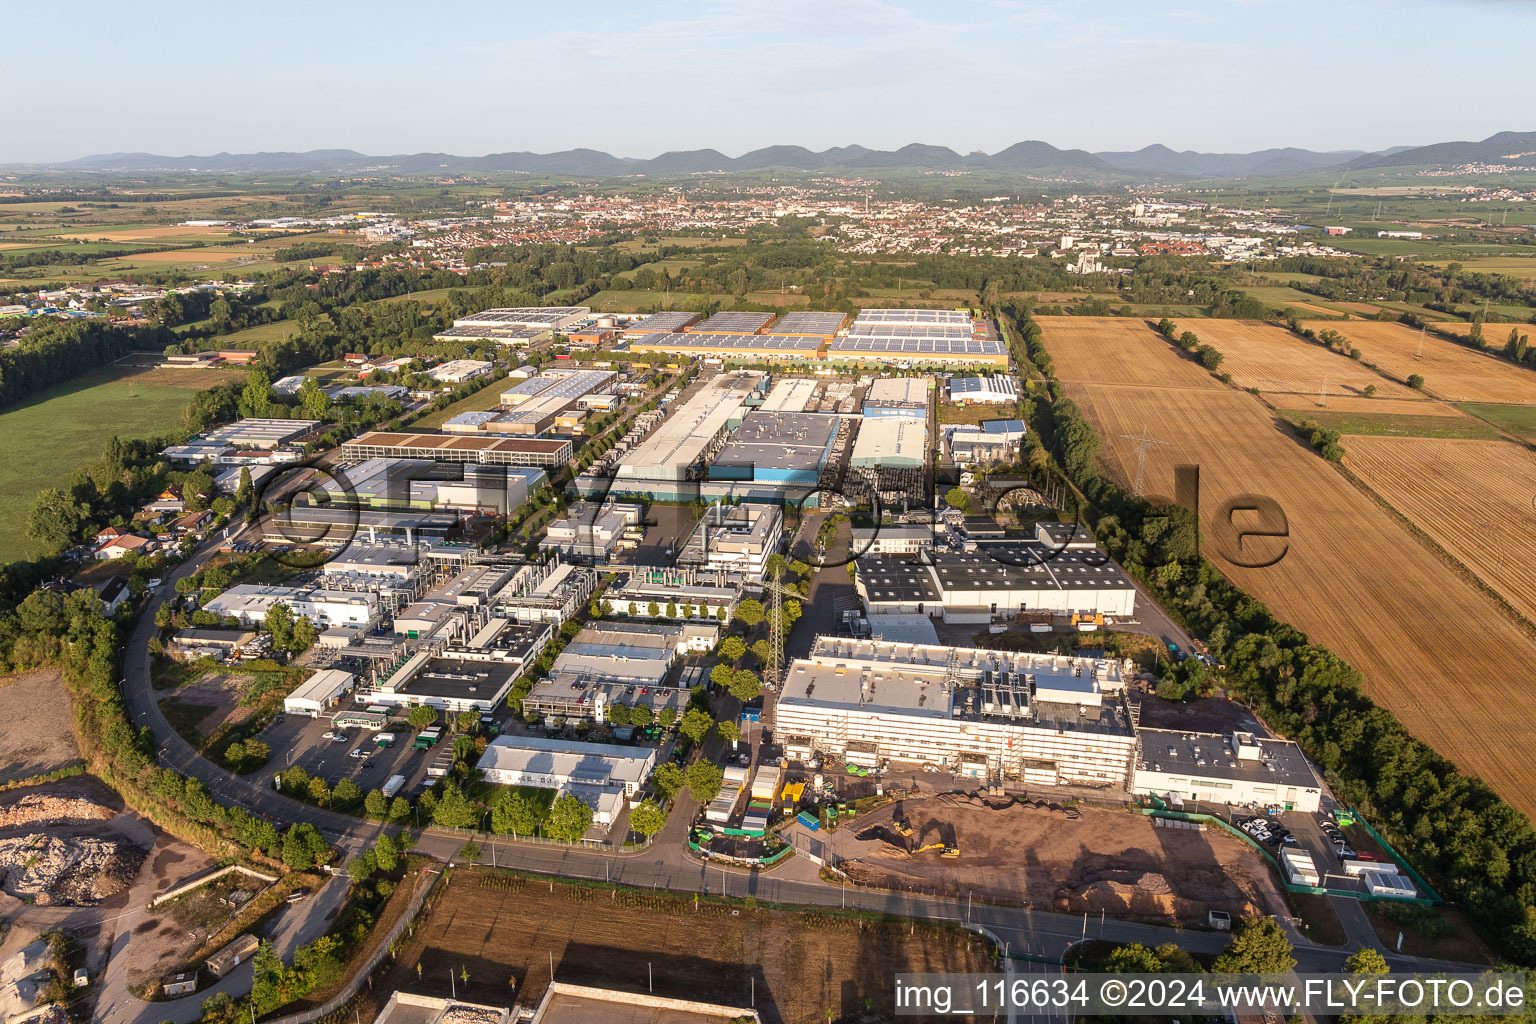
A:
1137 728 1321 788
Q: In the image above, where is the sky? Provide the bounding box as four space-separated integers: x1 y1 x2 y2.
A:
4 0 1530 163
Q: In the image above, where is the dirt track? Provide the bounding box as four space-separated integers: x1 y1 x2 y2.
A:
829 794 1284 925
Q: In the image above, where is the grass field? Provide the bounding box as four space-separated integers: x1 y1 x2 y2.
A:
212 320 301 346
1173 319 1418 398
1457 402 1536 441
1039 322 1536 818
1302 320 1536 404
1238 286 1349 317
1035 316 1224 390
408 381 509 430
1343 436 1536 624
377 287 464 304
0 365 206 561
1276 408 1499 440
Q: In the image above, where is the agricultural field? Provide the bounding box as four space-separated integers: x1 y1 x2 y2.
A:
1342 436 1536 623
1172 319 1417 398
1237 286 1348 318
1301 319 1536 404
380 869 992 1024
0 365 211 561
1049 338 1536 818
1035 316 1223 390
1425 257 1536 282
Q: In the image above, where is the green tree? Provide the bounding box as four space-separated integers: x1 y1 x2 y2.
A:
716 718 740 746
408 705 438 730
945 486 971 512
1407 374 1425 390
727 668 761 703
545 793 594 841
241 367 273 418
658 707 677 731
629 799 668 837
364 788 388 818
456 709 480 733
298 376 332 421
647 600 660 617
1211 917 1295 975
430 781 479 829
389 796 411 822
684 760 724 804
264 602 294 650
491 788 544 835
607 702 631 726
332 777 360 805
735 598 765 627
234 466 253 507
651 762 685 801
290 615 318 653
372 834 398 872
26 488 85 555
718 635 747 662
628 703 653 727
1344 947 1390 974
679 708 714 744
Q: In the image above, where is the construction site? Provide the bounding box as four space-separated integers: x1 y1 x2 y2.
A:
823 793 1286 926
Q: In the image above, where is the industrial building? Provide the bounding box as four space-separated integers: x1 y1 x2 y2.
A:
946 419 1027 466
429 359 493 383
686 311 775 334
624 310 702 335
1133 729 1323 813
203 584 377 628
547 622 682 688
475 735 657 825
948 376 1019 404
855 533 1136 622
341 432 572 467
610 371 761 496
369 627 552 712
452 307 590 331
500 369 615 406
628 332 821 361
827 309 1005 366
283 669 355 716
606 569 740 621
862 377 930 418
163 417 322 462
849 525 935 555
275 504 462 546
318 458 547 517
766 311 846 337
675 503 782 580
493 560 597 626
709 411 838 495
847 417 927 510
775 636 1138 787
433 324 549 346
540 501 635 561
757 378 819 413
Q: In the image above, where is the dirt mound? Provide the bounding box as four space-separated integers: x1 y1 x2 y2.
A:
0 833 146 905
0 794 115 830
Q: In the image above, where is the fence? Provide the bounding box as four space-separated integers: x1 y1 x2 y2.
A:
423 823 653 853
264 868 444 1024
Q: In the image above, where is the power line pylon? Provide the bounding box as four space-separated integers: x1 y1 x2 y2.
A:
1120 424 1169 497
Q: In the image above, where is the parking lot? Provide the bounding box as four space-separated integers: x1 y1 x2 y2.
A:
255 710 438 804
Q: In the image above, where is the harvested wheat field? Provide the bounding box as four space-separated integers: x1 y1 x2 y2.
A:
1343 436 1536 623
828 793 1284 925
1063 379 1536 817
1036 316 1224 390
52 226 233 242
1173 319 1418 398
1301 320 1536 404
381 869 992 1024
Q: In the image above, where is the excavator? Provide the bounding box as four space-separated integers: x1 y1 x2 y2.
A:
913 842 960 858
892 817 913 837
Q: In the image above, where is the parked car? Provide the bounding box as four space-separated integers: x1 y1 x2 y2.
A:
349 748 366 759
